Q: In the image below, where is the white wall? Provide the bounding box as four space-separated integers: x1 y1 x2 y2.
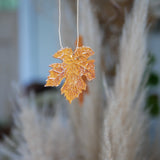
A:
37 1 60 82
0 12 18 122
19 0 59 85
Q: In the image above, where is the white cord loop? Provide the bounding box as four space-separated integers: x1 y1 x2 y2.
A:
59 0 79 49
76 0 80 48
58 0 63 48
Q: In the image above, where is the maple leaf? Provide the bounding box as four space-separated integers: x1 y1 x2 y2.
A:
45 46 95 103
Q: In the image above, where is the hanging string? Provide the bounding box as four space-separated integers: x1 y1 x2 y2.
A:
76 0 79 48
58 0 63 48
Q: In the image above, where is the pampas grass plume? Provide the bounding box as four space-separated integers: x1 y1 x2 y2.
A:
102 0 149 160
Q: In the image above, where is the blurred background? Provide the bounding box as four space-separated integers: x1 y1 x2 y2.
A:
0 0 60 124
0 0 160 139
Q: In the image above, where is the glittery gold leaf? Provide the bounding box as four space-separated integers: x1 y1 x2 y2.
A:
45 46 95 103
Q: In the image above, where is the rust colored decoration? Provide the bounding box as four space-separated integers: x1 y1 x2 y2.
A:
78 75 89 105
45 45 95 103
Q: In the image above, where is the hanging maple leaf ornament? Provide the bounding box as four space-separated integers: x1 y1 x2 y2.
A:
45 0 95 104
45 46 95 103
